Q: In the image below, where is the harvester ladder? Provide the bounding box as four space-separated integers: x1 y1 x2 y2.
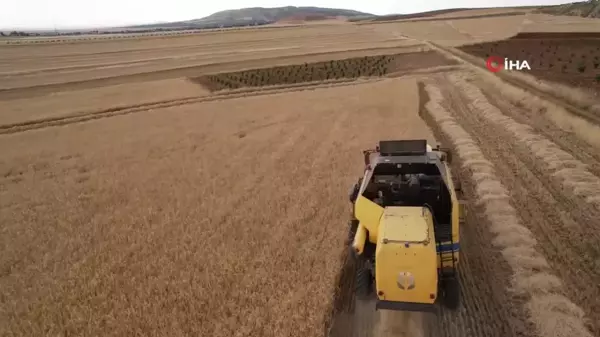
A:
424 203 456 278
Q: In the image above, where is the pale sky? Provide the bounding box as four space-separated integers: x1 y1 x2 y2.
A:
1 0 572 30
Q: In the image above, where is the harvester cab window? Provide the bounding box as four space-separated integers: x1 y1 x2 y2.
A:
365 162 453 225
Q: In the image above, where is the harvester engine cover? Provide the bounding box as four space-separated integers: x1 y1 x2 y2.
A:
348 139 464 312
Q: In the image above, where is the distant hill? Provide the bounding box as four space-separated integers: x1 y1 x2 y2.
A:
536 1 600 18
131 6 374 29
348 6 541 23
350 8 471 22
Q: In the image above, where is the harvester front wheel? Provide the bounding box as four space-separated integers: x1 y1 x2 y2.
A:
347 220 359 260
442 277 460 310
454 179 462 192
355 258 372 299
348 220 358 244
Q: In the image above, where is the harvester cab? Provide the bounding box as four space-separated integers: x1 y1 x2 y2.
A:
348 139 464 312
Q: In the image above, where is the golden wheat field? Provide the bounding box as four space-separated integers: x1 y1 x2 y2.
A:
1 11 600 337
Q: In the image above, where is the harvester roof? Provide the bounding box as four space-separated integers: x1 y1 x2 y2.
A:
367 139 448 178
379 139 427 156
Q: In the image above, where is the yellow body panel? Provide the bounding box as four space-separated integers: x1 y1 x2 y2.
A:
380 207 430 243
375 207 438 304
352 223 368 254
354 195 383 242
351 142 462 309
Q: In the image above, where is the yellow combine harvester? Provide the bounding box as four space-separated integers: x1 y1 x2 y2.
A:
348 139 465 311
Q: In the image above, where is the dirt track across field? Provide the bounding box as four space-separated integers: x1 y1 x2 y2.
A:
1 11 600 337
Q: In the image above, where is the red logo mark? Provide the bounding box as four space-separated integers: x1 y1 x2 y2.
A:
486 56 504 73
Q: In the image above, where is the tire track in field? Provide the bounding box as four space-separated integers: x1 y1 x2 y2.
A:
418 82 529 337
422 81 593 337
425 195 515 337
437 74 600 335
375 310 423 337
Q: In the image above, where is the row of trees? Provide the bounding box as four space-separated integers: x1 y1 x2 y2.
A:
1 20 274 38
0 31 42 37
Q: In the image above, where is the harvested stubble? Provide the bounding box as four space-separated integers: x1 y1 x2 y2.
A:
449 73 600 207
477 69 600 149
423 83 593 337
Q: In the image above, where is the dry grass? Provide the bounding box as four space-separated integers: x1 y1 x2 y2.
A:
0 78 208 125
369 13 529 46
521 13 600 32
503 70 600 114
371 13 600 47
0 78 434 337
423 82 593 337
479 68 600 149
443 15 529 42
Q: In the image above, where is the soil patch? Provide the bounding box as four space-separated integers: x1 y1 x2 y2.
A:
459 33 600 90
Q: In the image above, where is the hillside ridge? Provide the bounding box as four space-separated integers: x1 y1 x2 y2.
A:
536 1 600 18
132 6 374 29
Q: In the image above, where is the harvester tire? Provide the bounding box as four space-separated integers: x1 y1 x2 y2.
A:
355 259 372 299
454 179 462 192
442 278 460 310
348 220 358 244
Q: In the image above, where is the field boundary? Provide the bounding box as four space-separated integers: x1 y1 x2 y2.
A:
430 42 600 125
